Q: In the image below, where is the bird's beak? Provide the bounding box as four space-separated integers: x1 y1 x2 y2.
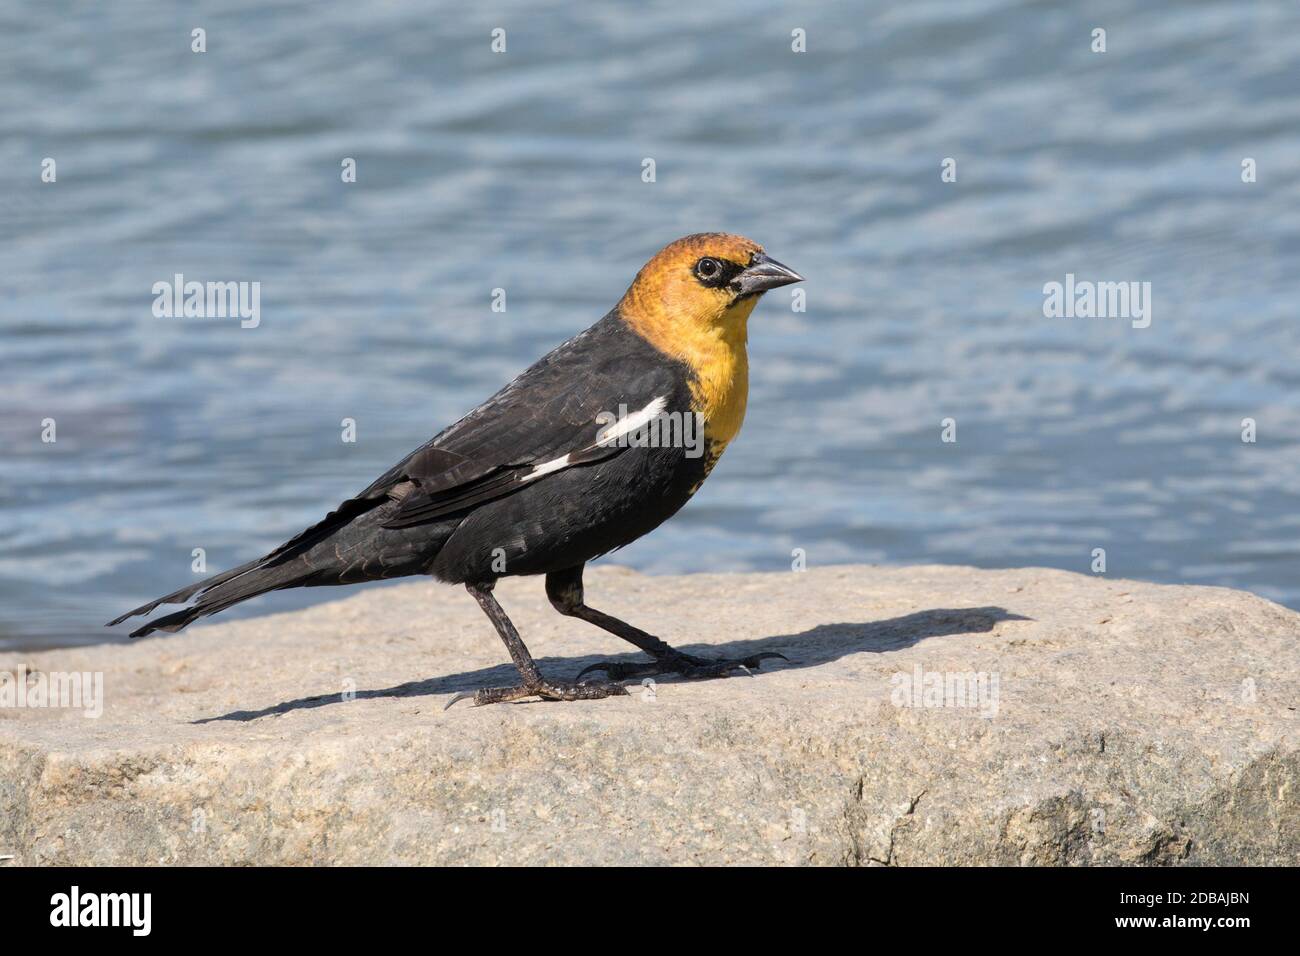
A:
731 253 804 297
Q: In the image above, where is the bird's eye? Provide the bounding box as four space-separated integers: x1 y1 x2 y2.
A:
695 258 722 281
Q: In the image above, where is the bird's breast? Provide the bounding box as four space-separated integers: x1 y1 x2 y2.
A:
613 296 752 468
690 343 749 450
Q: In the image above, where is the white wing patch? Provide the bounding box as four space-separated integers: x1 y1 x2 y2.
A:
598 396 667 445
522 454 571 480
517 396 668 484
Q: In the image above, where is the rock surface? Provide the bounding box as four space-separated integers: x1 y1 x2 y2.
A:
0 564 1296 865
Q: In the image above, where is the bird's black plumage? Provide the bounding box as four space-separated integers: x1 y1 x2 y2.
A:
111 311 701 636
109 233 803 706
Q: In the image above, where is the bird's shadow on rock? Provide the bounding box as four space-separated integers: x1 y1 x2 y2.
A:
193 606 1028 723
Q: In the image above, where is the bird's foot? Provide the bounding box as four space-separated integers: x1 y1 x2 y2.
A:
575 650 788 683
444 678 628 709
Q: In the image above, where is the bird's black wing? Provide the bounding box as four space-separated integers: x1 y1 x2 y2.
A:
263 316 679 558
378 318 680 527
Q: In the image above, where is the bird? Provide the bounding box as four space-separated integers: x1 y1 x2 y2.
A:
107 233 804 706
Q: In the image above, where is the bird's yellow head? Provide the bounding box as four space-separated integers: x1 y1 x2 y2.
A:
617 233 803 348
616 233 803 452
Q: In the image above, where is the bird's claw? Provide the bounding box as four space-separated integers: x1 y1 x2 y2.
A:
576 651 788 683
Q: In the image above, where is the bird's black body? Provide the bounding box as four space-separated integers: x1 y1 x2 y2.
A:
110 233 803 705
112 311 706 636
375 309 709 583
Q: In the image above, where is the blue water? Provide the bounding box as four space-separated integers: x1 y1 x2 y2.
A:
3 0 1299 649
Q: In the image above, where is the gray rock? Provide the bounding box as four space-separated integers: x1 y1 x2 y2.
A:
1 564 1296 865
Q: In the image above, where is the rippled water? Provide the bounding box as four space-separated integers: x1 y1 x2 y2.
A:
3 0 1299 649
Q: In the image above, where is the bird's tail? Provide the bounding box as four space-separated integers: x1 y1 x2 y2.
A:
107 489 451 638
105 555 316 639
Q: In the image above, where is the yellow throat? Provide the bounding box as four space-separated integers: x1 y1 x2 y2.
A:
620 293 756 451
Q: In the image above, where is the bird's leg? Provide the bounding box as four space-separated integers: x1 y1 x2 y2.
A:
545 566 787 683
446 580 629 708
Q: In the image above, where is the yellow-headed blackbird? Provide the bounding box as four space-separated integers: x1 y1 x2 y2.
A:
108 233 803 705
